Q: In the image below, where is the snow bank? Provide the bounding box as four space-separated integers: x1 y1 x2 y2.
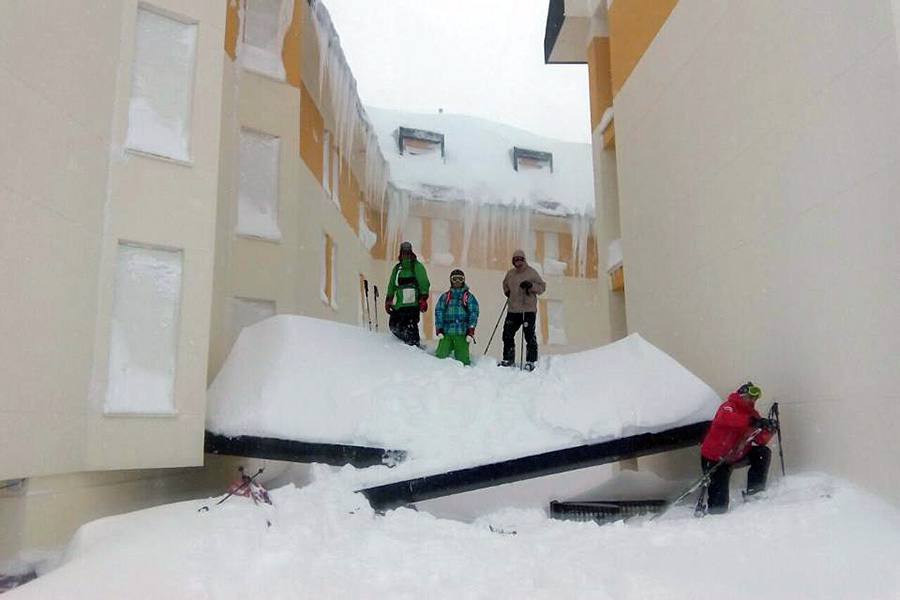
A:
206 315 719 476
10 472 900 599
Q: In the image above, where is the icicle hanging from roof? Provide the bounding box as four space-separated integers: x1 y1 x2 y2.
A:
385 186 411 259
309 0 390 207
569 212 592 278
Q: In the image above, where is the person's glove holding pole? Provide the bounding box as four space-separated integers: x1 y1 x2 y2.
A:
750 417 778 432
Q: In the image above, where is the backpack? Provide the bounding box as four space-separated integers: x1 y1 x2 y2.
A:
443 289 470 312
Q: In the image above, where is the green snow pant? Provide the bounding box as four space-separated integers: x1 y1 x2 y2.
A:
435 334 471 366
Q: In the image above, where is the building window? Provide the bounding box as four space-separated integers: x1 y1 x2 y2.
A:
229 297 275 349
331 142 340 207
322 131 332 197
546 300 567 345
105 243 183 414
321 233 337 308
431 218 453 266
398 127 445 157
513 147 553 172
358 200 377 250
242 0 288 80
125 7 197 162
543 231 566 276
237 128 281 240
404 217 423 255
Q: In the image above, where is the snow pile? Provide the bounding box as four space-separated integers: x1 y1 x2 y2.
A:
206 315 719 476
9 472 900 599
367 107 594 215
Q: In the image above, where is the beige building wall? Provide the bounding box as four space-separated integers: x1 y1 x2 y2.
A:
1 0 226 562
208 0 385 382
608 0 900 502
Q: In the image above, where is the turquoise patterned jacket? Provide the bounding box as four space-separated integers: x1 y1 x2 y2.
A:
434 286 479 336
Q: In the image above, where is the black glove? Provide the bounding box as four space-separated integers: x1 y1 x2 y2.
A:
504 289 510 298
750 417 777 432
519 280 533 291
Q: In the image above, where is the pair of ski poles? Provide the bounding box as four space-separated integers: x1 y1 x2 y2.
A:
363 279 379 332
482 297 530 369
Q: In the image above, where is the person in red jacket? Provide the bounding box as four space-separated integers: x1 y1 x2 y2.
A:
700 382 777 514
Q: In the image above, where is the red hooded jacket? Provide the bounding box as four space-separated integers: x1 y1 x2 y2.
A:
700 392 773 462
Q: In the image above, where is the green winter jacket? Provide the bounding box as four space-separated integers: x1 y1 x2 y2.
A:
386 259 430 309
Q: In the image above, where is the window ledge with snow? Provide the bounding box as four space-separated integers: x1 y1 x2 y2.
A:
241 47 287 82
125 147 194 168
103 410 180 418
236 231 283 244
543 258 568 277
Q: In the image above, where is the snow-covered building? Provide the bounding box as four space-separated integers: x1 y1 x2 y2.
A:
1 0 613 565
1 0 232 563
366 107 607 349
544 0 900 504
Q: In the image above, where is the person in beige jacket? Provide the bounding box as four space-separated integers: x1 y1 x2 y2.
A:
500 249 546 370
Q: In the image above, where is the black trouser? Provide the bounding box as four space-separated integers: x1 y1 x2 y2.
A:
502 311 538 363
389 306 420 346
701 445 771 514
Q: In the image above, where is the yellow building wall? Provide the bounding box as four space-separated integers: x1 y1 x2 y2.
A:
609 0 679 95
283 0 305 88
587 36 613 130
299 82 325 187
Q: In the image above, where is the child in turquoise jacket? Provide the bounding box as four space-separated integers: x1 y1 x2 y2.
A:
434 269 479 365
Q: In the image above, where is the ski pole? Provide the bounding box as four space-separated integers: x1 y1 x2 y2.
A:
198 466 265 512
652 428 762 520
373 285 380 332
482 299 508 356
769 402 786 476
363 279 372 331
519 319 525 370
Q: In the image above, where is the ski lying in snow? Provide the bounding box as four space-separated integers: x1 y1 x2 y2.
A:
651 427 763 521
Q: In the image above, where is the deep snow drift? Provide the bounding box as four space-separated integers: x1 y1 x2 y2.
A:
8 471 900 600
206 316 720 477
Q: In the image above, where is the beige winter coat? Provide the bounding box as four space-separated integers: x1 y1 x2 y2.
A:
502 262 546 313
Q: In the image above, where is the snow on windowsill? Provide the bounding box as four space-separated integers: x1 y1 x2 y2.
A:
598 107 614 135
543 258 567 277
606 238 623 272
102 410 179 418
236 231 283 244
124 147 194 168
241 46 287 82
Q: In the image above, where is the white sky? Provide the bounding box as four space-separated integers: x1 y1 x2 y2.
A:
321 0 592 144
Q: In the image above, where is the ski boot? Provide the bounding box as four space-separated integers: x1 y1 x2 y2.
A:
742 488 767 503
523 362 535 372
498 359 515 368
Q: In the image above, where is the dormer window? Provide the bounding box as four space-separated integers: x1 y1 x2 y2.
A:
398 127 445 157
513 147 553 173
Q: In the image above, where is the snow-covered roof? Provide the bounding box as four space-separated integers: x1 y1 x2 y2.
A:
366 107 595 215
206 315 719 480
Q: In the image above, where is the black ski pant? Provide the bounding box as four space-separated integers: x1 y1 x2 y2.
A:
702 445 771 514
389 306 420 346
502 311 538 363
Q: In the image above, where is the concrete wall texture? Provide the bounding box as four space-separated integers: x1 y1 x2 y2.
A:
609 0 900 503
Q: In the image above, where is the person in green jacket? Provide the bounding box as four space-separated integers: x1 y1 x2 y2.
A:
434 269 479 366
385 241 430 346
